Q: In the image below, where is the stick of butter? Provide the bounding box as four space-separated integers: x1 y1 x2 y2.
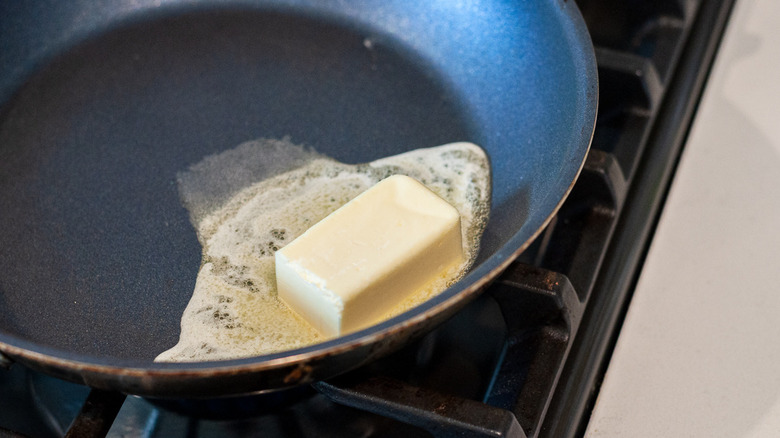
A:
275 174 465 337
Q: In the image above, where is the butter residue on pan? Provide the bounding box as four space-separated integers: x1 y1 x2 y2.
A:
156 138 490 362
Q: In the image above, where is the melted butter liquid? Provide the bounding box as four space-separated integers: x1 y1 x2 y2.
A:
155 139 490 362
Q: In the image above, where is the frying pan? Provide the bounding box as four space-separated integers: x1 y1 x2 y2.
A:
0 0 597 398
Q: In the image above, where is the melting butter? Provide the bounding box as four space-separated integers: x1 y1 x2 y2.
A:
156 139 490 362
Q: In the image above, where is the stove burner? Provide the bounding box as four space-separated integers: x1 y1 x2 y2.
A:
145 386 315 420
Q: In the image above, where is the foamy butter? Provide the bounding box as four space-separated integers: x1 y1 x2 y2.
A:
155 139 490 362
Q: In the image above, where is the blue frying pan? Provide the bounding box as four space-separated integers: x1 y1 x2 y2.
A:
0 0 596 397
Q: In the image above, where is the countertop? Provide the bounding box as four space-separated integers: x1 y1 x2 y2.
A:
585 0 780 436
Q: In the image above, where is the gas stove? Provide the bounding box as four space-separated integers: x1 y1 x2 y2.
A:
0 0 735 437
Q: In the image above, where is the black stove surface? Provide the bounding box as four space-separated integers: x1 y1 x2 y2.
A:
0 0 736 437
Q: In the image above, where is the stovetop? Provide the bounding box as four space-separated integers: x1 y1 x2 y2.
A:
0 0 736 437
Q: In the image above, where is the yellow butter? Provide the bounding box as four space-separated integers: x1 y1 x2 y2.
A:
275 174 465 337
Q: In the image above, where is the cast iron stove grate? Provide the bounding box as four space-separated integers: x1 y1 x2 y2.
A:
0 0 735 437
